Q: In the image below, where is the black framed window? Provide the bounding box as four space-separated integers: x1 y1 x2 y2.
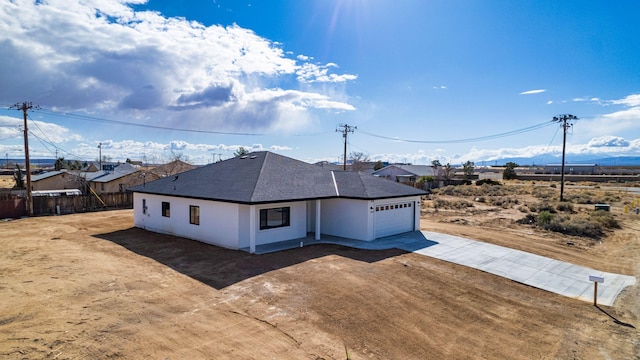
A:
189 205 200 225
162 201 170 217
259 207 290 230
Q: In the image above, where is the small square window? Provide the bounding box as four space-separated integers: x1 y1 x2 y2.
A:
189 205 199 225
162 201 170 217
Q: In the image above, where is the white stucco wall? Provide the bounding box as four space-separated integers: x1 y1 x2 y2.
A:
133 193 241 249
134 194 308 250
321 198 372 241
250 201 307 246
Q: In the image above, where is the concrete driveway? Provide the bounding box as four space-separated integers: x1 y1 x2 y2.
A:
257 231 636 306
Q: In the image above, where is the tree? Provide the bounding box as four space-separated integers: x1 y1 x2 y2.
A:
233 147 249 157
54 157 66 171
503 162 518 180
442 163 455 182
349 152 370 172
431 160 442 179
13 164 24 189
462 161 475 180
373 160 384 171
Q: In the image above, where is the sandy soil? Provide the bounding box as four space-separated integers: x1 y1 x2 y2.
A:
0 184 638 359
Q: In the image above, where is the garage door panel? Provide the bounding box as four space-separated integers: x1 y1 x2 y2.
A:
374 201 414 238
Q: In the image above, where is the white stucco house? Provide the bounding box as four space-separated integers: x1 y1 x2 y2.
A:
129 151 426 253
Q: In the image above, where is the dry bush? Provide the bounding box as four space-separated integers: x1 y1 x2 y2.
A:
433 198 474 210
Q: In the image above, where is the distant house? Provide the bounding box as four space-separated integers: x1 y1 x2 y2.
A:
372 165 434 185
543 164 596 175
144 160 197 182
86 163 142 193
130 152 426 253
29 170 83 191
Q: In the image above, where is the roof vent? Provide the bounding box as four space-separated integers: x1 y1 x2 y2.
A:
240 156 248 159
250 155 257 159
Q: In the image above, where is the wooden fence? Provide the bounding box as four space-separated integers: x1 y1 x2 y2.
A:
32 192 134 216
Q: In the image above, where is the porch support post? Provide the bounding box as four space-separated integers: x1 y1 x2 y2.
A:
315 200 321 240
249 205 256 254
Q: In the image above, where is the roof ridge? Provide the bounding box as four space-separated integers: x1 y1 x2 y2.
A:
249 151 270 202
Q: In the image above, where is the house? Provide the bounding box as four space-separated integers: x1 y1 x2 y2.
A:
86 163 142 193
372 165 435 184
129 151 426 253
543 164 596 175
143 160 197 182
29 170 84 191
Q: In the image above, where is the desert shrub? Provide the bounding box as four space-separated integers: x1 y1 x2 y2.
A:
537 210 554 225
518 205 529 213
529 202 556 213
556 202 574 212
432 199 474 210
532 186 555 200
489 197 519 208
549 183 557 188
516 213 537 225
543 215 603 238
476 179 501 186
589 210 620 229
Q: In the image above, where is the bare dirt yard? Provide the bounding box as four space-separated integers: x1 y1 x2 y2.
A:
1 182 638 359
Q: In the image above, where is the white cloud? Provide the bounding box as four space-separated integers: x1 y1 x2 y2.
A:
612 94 640 107
519 89 546 95
0 0 356 132
0 115 82 143
587 136 629 147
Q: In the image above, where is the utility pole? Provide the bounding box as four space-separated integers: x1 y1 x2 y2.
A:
10 101 39 216
98 142 102 171
552 114 578 202
336 123 356 170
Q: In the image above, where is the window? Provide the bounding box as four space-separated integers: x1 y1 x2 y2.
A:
260 207 290 230
189 205 200 225
101 183 105 191
142 199 147 214
162 201 170 217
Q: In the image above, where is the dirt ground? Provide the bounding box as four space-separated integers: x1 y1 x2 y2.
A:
0 184 638 359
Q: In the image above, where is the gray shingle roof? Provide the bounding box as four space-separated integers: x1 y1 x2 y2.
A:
130 151 425 204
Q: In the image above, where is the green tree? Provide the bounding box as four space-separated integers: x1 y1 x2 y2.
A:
233 147 249 157
431 160 442 179
503 162 518 180
462 161 475 180
54 157 67 171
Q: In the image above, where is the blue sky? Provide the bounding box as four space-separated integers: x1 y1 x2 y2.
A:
1 0 639 165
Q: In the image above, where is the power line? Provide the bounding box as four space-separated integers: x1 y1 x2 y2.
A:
35 108 267 136
357 121 556 144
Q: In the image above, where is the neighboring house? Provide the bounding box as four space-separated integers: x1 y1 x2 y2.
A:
144 160 197 182
29 170 84 191
87 163 142 193
372 165 435 185
543 164 596 175
130 151 426 253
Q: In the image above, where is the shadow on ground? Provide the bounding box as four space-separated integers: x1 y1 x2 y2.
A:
94 227 408 290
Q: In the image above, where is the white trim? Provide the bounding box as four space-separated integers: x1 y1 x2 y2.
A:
330 171 339 196
315 200 321 240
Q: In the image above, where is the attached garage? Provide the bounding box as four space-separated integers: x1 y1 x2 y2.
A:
374 200 416 238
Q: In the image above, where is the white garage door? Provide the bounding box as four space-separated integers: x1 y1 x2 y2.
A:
374 201 415 238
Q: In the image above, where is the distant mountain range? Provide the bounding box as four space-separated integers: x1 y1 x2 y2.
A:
479 156 640 167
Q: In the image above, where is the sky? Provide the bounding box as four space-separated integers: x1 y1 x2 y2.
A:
1 0 639 166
